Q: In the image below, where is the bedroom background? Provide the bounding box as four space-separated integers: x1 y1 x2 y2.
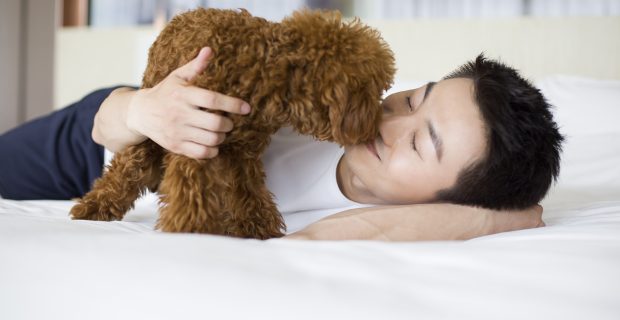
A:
0 0 619 134
1 1 620 319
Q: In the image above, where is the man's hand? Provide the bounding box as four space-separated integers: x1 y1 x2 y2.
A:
283 203 545 241
126 47 251 159
94 47 251 158
488 204 545 233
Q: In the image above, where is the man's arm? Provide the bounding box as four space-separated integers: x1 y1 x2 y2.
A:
283 203 544 241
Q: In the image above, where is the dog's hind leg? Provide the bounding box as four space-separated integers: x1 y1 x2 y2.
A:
70 140 163 221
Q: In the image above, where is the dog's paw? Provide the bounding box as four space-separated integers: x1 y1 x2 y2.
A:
70 200 122 221
252 226 286 240
235 217 286 240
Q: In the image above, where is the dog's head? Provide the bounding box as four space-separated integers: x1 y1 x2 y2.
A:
279 10 396 145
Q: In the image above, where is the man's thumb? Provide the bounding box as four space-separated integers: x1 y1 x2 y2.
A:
173 47 212 82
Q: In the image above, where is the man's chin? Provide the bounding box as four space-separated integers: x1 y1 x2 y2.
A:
350 174 366 191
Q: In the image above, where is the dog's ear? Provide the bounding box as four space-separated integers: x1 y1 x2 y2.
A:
316 68 383 145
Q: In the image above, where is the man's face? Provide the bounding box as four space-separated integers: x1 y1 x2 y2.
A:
341 78 488 205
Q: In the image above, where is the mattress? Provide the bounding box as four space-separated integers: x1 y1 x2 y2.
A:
1 75 619 320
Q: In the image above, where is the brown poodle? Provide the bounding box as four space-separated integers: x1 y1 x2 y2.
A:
70 8 395 239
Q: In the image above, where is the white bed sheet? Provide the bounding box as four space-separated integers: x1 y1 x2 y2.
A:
1 197 619 320
1 75 619 320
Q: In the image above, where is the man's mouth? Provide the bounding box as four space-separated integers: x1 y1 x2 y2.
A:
366 140 380 160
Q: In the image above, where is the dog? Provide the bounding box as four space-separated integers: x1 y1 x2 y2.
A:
70 8 395 239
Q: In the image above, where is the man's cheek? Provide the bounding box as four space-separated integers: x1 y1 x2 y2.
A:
389 156 418 175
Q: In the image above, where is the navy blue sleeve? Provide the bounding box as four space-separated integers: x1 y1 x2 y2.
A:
0 86 133 200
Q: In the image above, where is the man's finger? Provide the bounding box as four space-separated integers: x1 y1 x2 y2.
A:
179 85 251 115
173 47 212 82
186 108 234 133
178 141 219 159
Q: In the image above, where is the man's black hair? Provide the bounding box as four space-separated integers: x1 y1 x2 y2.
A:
435 54 564 210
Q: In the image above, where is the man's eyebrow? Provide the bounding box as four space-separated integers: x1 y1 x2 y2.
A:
427 119 443 162
422 81 436 104
423 82 442 161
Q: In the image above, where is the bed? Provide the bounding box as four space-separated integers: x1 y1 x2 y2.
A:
3 17 620 320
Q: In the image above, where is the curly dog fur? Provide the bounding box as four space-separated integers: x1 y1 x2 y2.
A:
70 8 395 239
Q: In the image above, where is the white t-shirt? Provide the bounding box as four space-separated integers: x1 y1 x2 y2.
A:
104 127 368 233
263 127 368 232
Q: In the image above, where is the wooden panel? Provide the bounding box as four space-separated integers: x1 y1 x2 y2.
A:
62 0 88 27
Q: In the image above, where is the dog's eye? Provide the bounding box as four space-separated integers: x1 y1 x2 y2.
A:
411 133 417 152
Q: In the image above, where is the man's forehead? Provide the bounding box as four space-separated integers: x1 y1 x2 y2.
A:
433 78 474 94
427 78 485 164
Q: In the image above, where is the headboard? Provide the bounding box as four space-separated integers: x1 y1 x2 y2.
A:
55 16 620 109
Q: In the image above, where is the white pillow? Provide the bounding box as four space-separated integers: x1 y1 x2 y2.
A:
536 76 620 204
536 75 620 137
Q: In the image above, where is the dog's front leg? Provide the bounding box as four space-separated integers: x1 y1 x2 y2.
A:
224 158 286 239
156 154 285 239
156 153 220 233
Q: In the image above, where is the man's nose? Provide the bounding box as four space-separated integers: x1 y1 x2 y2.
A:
379 114 414 148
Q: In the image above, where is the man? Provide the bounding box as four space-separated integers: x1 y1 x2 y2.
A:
0 48 562 240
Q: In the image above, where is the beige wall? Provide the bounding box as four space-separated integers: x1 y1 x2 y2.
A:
54 16 620 109
54 26 157 109
367 16 620 82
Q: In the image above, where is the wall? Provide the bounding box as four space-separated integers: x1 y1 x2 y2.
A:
54 16 620 109
367 16 620 82
0 0 22 134
0 0 57 134
54 26 157 109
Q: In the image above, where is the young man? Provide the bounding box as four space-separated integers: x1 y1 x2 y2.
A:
0 48 562 240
